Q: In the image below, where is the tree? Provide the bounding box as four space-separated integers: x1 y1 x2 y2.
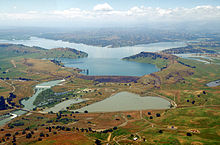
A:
39 132 45 137
5 133 11 137
26 133 32 139
48 127 52 132
0 96 7 110
186 133 192 136
22 130 26 135
95 139 101 145
156 113 161 117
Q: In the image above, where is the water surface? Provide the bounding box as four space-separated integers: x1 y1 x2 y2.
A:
75 92 171 113
0 37 186 76
21 80 64 110
206 80 220 87
0 37 186 58
0 110 27 126
43 98 85 113
61 58 158 76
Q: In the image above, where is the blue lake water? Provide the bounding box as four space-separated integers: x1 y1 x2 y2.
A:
0 37 186 76
61 57 158 76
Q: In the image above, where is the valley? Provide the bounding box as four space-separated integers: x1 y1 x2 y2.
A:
0 36 219 144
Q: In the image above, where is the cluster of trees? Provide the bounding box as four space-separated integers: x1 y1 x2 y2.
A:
18 77 31 81
8 120 25 129
50 59 64 67
7 93 17 107
0 126 35 144
186 91 207 105
147 112 161 119
0 77 9 80
0 96 7 110
0 77 31 81
177 61 196 68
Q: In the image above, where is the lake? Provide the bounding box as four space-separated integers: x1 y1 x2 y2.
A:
0 37 186 76
61 57 158 76
75 92 171 113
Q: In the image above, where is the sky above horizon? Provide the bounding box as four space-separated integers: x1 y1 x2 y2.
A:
0 0 220 29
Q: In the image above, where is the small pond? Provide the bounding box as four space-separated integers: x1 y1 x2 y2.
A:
75 92 171 113
206 80 220 87
0 110 27 126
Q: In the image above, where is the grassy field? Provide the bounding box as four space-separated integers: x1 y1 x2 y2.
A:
123 57 169 69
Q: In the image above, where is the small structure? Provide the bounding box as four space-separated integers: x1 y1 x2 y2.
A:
133 137 138 141
189 129 200 134
36 85 51 89
167 125 178 130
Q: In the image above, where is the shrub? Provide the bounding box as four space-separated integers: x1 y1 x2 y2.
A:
5 133 11 137
95 139 101 145
186 133 192 136
156 113 161 117
39 132 45 137
26 133 32 139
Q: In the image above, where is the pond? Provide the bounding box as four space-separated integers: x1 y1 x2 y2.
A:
175 54 211 64
75 92 171 113
43 98 85 113
21 79 65 111
206 80 220 87
0 110 27 126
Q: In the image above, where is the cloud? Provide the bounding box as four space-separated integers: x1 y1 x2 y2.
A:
0 5 220 27
93 3 113 11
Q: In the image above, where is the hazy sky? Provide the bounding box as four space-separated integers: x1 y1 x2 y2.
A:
0 0 220 28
